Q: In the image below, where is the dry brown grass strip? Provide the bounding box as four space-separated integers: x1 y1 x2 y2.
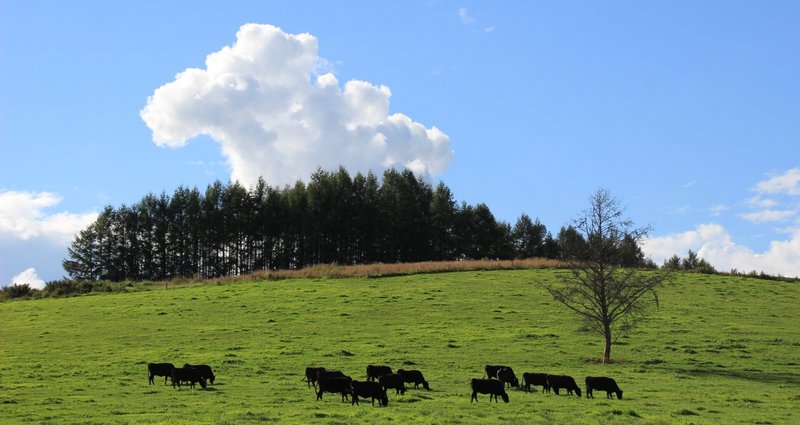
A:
140 258 565 290
231 258 561 282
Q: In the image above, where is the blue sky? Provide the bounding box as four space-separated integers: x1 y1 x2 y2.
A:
2 1 799 286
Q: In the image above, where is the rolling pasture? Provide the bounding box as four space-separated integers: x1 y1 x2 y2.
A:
1 270 798 424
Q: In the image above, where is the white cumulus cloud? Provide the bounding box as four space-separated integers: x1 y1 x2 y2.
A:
0 190 98 286
140 24 453 187
0 190 98 245
642 224 800 277
11 268 46 290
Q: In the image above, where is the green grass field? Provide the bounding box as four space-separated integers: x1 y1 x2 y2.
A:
1 270 798 424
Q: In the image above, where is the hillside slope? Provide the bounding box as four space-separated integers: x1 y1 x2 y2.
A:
1 270 798 424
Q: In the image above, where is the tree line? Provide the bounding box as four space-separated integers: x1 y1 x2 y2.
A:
62 168 649 281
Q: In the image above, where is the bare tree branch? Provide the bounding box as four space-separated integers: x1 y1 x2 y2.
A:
547 188 671 363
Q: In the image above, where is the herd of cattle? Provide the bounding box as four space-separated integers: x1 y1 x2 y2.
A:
147 361 623 406
307 365 430 406
147 363 215 389
307 364 624 406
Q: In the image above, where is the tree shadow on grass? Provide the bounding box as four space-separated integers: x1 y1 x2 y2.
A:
670 367 799 386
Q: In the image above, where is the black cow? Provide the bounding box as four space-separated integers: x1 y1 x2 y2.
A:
547 374 581 397
497 367 519 388
586 376 623 399
522 372 550 393
379 373 406 395
366 365 393 382
184 363 215 384
484 365 510 380
397 369 430 390
171 367 207 389
305 366 325 388
318 370 347 380
351 380 389 406
316 376 352 402
147 363 174 385
470 378 509 403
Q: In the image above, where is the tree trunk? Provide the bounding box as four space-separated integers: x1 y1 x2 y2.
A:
603 324 612 364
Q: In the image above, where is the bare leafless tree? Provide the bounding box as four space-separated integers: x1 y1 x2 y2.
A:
548 188 669 363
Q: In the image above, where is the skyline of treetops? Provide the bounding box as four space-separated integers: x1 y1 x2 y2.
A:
62 167 651 282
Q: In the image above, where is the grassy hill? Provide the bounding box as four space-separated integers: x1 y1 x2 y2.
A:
1 269 798 424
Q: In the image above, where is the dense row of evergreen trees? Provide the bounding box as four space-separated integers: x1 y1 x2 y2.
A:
63 168 646 281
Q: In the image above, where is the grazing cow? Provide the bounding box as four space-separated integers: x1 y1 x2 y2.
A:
351 380 389 406
497 367 520 388
484 365 510 380
470 378 509 403
184 363 215 385
366 365 393 382
397 369 431 390
305 366 325 388
147 363 174 385
316 376 352 402
379 373 407 395
318 370 347 381
547 374 582 397
585 376 623 399
171 367 207 389
522 372 550 393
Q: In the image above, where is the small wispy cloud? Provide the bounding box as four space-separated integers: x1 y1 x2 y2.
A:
674 205 691 215
756 167 800 196
458 7 475 24
709 204 729 217
740 209 796 224
458 6 494 32
314 57 341 76
747 196 777 209
738 168 800 225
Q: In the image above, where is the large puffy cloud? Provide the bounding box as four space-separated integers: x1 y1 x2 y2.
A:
141 24 453 187
642 224 800 277
0 190 97 285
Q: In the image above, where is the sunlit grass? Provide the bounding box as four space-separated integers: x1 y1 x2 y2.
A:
1 269 798 424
